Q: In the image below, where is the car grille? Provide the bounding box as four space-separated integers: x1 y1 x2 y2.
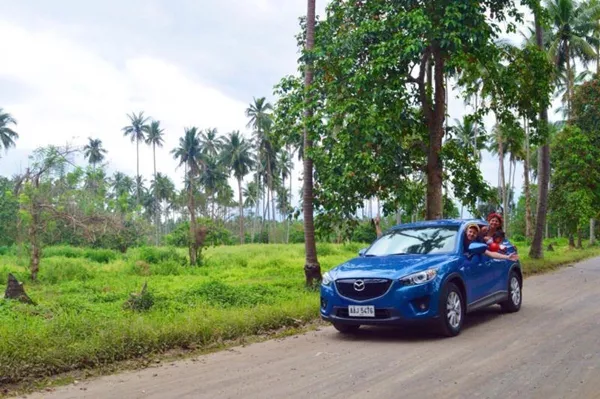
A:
336 308 391 319
335 278 392 300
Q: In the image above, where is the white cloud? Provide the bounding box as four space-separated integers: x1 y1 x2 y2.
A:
0 19 249 190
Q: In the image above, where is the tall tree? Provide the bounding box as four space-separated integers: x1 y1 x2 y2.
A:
146 120 165 245
0 108 19 154
221 130 255 244
171 127 204 265
302 0 321 286
544 0 598 120
122 111 150 206
83 138 107 169
530 3 552 259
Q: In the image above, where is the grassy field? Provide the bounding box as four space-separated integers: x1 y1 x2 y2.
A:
0 239 599 386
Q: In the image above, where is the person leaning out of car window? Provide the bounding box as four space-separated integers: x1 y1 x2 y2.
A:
480 212 503 244
464 223 518 261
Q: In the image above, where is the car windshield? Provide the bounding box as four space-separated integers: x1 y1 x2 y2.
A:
364 225 460 256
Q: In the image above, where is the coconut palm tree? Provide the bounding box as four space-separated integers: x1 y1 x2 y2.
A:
247 97 277 238
221 130 255 244
450 116 488 162
544 0 599 119
171 127 204 265
151 172 176 236
122 111 150 206
0 108 19 154
303 0 321 285
146 120 165 244
83 138 107 169
199 128 224 158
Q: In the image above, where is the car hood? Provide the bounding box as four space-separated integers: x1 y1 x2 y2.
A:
329 254 456 280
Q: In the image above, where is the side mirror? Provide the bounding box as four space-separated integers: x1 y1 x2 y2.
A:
358 248 367 256
468 242 487 254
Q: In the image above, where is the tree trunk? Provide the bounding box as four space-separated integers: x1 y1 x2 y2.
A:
303 0 321 286
576 228 582 249
188 166 198 266
4 273 35 305
590 218 596 246
238 178 244 244
153 143 159 246
530 11 550 259
524 118 533 241
569 233 575 248
287 168 292 244
498 137 507 227
136 138 140 207
425 46 446 220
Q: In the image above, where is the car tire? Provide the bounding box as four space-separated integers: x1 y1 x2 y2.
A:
501 270 522 313
332 323 360 334
438 282 464 337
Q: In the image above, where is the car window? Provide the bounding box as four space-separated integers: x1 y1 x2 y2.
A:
365 226 460 256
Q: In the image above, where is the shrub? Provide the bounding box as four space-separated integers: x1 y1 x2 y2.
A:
123 283 154 312
132 246 188 266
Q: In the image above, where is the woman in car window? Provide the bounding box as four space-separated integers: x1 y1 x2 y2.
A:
480 212 503 243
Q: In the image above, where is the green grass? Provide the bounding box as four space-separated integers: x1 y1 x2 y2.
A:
0 239 598 386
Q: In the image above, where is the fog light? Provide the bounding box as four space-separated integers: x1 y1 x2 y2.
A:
410 296 430 312
320 297 328 309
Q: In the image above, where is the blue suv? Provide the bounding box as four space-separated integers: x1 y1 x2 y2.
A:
320 219 522 337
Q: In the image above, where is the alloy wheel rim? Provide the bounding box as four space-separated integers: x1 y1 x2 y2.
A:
511 277 521 305
446 291 462 329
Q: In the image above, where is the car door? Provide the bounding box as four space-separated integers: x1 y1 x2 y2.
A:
462 252 498 303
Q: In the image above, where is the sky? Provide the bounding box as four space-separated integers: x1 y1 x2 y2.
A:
0 0 563 218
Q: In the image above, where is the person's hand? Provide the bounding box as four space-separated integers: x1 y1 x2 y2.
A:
507 253 519 261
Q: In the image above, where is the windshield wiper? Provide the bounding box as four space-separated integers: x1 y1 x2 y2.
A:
389 252 409 256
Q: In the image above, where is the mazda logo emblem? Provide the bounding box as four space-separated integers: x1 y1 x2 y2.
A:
353 280 365 291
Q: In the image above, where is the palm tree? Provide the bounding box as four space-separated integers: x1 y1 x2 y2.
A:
199 128 224 158
246 97 277 240
83 138 107 169
122 111 150 206
171 127 203 265
146 120 165 245
303 0 321 285
278 150 294 242
544 0 599 119
531 4 552 259
451 117 488 162
152 172 176 236
0 108 19 154
221 130 255 244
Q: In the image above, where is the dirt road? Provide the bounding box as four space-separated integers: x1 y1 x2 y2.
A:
26 257 600 399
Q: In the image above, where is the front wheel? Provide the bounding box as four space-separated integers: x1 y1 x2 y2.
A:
501 271 522 313
333 323 360 334
437 282 464 337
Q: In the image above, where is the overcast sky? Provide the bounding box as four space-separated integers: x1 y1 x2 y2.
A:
0 1 562 217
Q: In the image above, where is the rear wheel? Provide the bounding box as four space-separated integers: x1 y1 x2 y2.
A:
501 271 522 313
333 323 360 334
437 282 464 337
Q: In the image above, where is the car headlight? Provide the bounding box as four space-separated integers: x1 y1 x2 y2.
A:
400 269 438 286
322 271 333 286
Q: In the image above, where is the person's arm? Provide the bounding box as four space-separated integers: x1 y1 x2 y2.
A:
485 250 518 261
374 215 383 238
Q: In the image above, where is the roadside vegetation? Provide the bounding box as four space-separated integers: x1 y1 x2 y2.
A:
1 239 598 386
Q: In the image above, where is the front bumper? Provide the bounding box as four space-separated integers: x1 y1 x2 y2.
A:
320 278 442 325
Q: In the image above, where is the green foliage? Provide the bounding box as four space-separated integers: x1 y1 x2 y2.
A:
129 246 188 266
123 283 155 312
165 219 234 248
0 178 18 247
0 241 598 385
548 125 600 235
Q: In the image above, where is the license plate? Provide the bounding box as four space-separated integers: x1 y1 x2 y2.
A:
348 305 375 317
